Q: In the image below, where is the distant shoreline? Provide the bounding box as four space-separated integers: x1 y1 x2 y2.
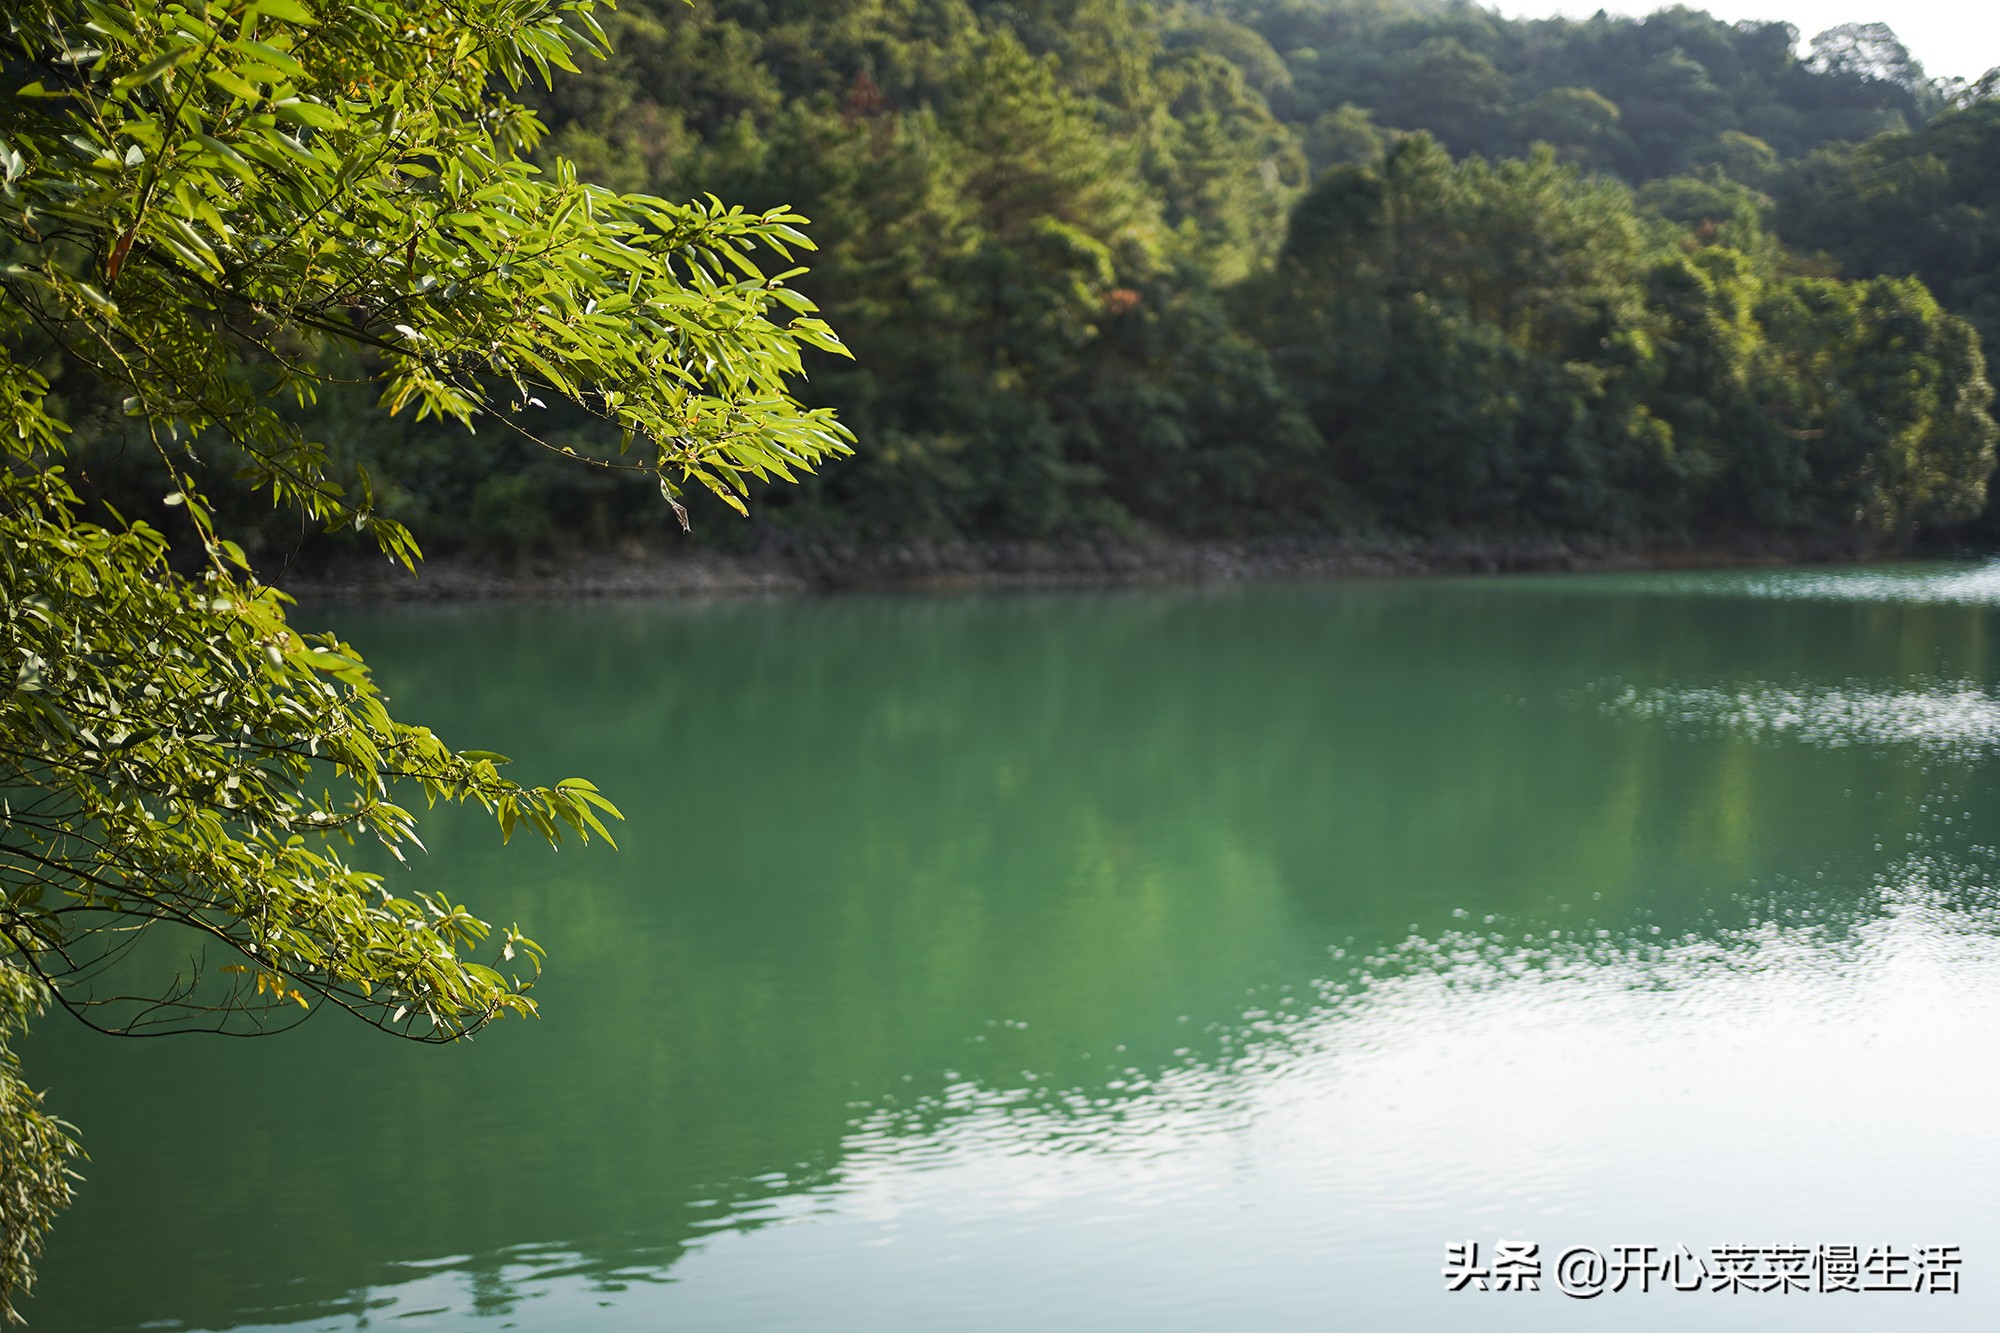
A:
271 532 1907 603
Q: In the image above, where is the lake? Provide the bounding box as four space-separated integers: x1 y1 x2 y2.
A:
24 565 2000 1331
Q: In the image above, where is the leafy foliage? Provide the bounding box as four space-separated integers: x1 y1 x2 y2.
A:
0 0 848 1307
0 970 77 1326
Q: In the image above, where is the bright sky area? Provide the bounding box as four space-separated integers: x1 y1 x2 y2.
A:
1486 2 2000 81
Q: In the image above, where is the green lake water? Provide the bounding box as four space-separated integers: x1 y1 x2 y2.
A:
24 565 2000 1330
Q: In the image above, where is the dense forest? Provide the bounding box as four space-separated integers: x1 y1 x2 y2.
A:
61 0 2000 557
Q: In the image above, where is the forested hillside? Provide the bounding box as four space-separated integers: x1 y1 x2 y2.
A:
61 0 2000 558
1208 1 1949 176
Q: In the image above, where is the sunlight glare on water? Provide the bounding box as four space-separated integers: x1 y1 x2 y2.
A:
600 857 2000 1333
1632 558 2000 606
1607 680 2000 755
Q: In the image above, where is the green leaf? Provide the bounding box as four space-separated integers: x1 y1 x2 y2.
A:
205 68 265 102
272 98 345 131
245 0 318 26
114 45 198 91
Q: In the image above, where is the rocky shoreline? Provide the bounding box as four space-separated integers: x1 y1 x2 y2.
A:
271 531 1892 602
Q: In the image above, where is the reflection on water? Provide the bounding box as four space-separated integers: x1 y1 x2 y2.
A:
177 856 2000 1333
24 566 2000 1331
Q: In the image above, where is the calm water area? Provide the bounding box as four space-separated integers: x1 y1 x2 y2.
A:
25 564 2000 1331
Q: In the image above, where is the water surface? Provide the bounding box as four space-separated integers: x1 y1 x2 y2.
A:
24 564 2000 1331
